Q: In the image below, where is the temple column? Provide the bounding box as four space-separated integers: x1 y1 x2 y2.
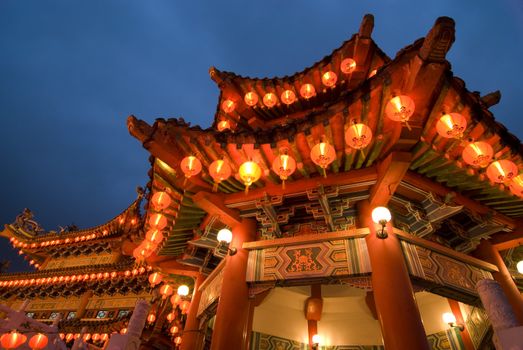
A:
76 290 93 318
447 299 474 350
181 273 206 350
359 203 429 350
210 219 256 350
473 239 523 324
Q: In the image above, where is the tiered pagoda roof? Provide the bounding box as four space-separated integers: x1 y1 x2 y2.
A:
127 14 523 277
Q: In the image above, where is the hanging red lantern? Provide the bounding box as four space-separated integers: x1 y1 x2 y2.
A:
170 326 179 335
340 58 356 74
239 160 262 194
147 313 156 324
436 113 467 139
385 95 415 127
217 120 231 132
300 84 316 99
148 213 167 230
244 92 258 106
281 90 296 105
65 334 74 342
171 294 182 306
120 328 127 335
345 122 373 150
509 175 523 198
160 284 174 299
83 334 91 342
487 159 518 184
92 334 100 342
166 312 176 322
272 149 296 188
310 139 336 178
148 272 163 287
209 159 232 192
151 191 171 211
180 155 202 181
1 331 27 349
321 71 337 87
180 301 191 314
28 333 48 350
101 334 109 342
368 69 378 78
146 229 164 245
221 99 235 113
174 336 182 345
462 141 493 168
263 92 278 108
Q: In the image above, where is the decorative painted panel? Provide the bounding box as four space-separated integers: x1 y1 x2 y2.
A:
43 253 118 270
401 240 493 303
87 293 151 309
246 238 370 284
459 303 490 348
197 264 225 317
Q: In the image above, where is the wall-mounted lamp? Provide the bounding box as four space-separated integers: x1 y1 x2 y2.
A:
442 312 464 331
371 206 391 239
517 260 523 274
217 228 237 256
311 334 321 350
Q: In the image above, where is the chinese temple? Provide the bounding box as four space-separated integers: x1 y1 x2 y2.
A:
2 13 523 350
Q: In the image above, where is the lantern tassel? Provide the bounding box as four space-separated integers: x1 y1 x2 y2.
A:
323 168 327 178
212 182 219 192
404 121 412 131
282 179 286 190
183 177 188 187
245 184 250 195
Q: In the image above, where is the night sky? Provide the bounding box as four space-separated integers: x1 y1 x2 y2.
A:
1 1 522 272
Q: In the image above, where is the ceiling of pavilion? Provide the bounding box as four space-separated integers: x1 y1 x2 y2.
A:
127 15 523 278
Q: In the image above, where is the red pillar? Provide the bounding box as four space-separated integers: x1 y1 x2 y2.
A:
305 285 322 349
473 239 523 325
181 273 206 350
447 299 475 350
360 203 429 350
210 219 256 350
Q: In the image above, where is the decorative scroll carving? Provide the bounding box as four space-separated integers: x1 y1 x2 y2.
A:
14 208 44 234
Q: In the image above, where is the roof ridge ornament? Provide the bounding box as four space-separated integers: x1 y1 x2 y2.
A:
358 14 374 39
419 16 455 62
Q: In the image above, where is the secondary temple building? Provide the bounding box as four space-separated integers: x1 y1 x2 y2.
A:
2 14 523 350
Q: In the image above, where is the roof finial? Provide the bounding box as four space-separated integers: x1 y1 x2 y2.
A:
359 14 374 38
419 16 455 62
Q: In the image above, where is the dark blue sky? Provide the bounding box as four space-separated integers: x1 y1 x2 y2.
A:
1 1 522 272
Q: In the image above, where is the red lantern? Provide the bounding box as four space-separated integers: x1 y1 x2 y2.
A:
300 84 316 99
120 328 127 335
151 191 171 211
221 99 235 113
209 159 232 192
487 159 518 184
174 336 182 345
83 334 91 341
310 140 336 178
170 326 179 334
170 294 182 306
272 149 296 188
166 312 176 322
147 313 156 324
92 334 100 342
160 284 174 299
321 71 337 87
28 333 47 350
462 141 493 168
217 120 230 132
510 175 523 198
101 334 109 342
244 92 258 106
180 156 202 181
385 95 415 125
146 229 164 245
239 160 262 194
1 331 27 349
281 90 296 105
345 122 373 150
263 92 278 108
436 113 467 139
340 58 356 74
148 213 167 230
368 69 378 78
148 272 163 287
180 300 191 314
65 334 74 342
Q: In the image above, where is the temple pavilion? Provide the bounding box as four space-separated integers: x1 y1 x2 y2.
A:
2 14 523 350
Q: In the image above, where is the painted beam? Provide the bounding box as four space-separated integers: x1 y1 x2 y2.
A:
192 191 242 228
368 151 412 207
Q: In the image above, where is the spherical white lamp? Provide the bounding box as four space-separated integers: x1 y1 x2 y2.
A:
177 284 189 297
371 206 392 239
217 228 233 244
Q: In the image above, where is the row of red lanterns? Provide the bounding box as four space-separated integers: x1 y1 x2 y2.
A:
0 266 151 288
0 331 48 350
133 191 174 260
221 58 358 114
